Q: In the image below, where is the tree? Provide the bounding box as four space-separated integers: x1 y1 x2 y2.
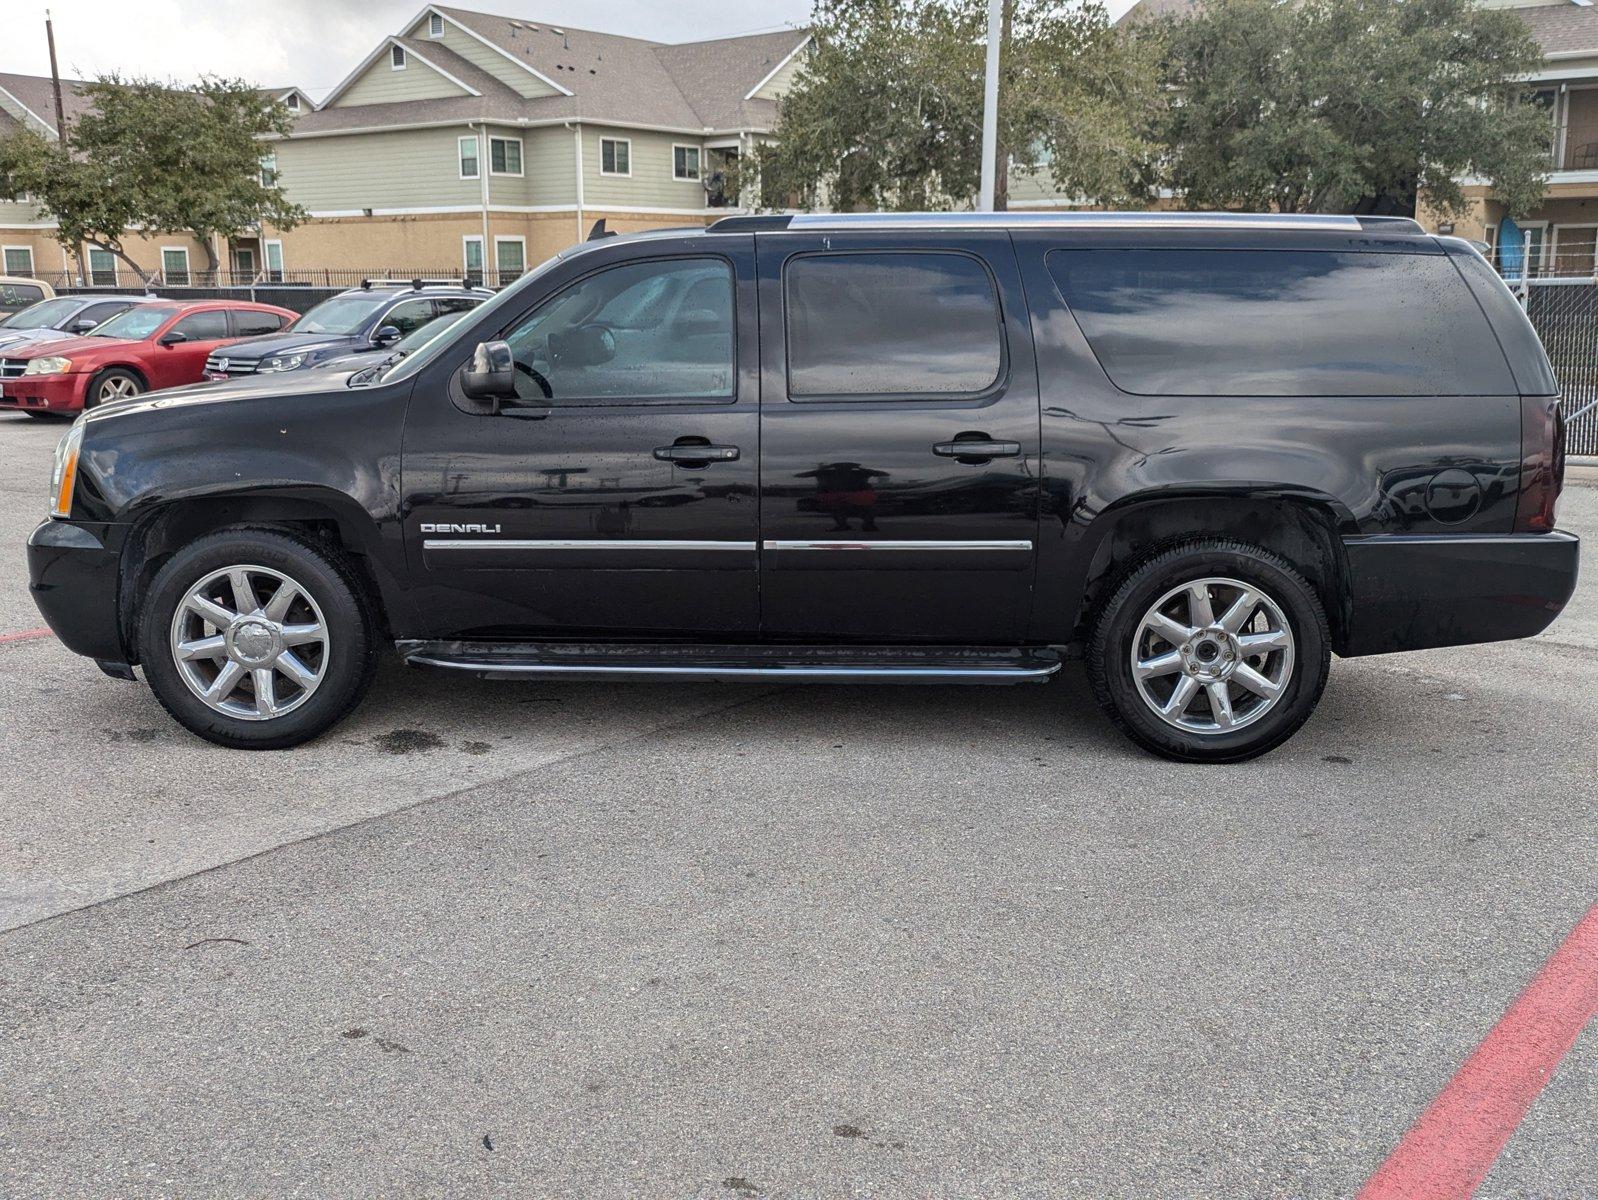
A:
755 0 1163 212
1157 0 1550 218
0 76 305 282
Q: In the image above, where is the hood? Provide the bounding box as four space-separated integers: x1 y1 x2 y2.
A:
217 330 361 361
82 366 364 423
0 327 69 351
313 346 393 371
3 334 139 360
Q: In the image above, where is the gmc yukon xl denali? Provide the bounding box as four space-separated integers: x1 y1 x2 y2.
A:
27 212 1579 761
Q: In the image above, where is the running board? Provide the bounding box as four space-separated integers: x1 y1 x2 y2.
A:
396 640 1062 684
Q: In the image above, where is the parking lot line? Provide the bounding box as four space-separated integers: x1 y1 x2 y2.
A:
1359 902 1598 1199
0 625 54 645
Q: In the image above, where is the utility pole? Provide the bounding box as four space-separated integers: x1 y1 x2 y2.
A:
46 9 67 144
978 0 1003 212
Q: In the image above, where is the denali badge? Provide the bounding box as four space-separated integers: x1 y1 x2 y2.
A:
420 523 503 534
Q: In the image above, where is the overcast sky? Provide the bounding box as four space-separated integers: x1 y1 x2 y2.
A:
9 0 1140 101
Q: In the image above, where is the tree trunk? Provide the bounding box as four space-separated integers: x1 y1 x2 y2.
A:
91 239 153 285
195 234 220 276
992 0 1014 213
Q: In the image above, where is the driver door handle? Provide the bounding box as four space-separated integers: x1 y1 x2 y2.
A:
933 438 1021 459
654 441 740 463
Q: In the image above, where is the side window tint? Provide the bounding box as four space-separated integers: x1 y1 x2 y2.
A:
172 310 230 341
78 302 130 326
383 299 437 337
234 310 286 336
1046 248 1515 397
785 251 1004 398
434 297 481 316
502 258 734 403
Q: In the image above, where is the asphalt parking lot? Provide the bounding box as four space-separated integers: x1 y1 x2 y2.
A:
1 411 1594 1198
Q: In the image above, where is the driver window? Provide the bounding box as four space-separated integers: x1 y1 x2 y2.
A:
503 257 734 404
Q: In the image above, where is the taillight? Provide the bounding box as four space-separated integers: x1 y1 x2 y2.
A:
1515 394 1565 532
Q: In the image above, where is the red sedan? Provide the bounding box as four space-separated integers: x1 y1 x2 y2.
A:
0 299 296 414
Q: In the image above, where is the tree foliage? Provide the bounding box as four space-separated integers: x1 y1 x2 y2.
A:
0 76 304 280
1157 0 1550 217
757 0 1163 211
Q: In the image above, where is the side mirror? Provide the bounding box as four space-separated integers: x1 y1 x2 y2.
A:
71 319 97 333
459 340 518 403
372 324 402 348
158 331 187 347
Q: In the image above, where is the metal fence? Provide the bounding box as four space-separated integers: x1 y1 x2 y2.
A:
1521 279 1598 457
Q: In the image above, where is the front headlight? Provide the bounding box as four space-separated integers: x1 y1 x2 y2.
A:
25 356 72 376
258 353 307 373
50 419 84 518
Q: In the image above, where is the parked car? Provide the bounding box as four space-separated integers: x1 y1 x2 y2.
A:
202 280 490 380
0 293 161 353
29 213 1578 760
0 275 55 319
310 310 473 373
0 299 295 414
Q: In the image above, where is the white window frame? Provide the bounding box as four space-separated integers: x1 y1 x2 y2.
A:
463 234 485 281
265 239 284 280
2 245 35 275
87 245 118 286
493 235 527 280
428 12 445 37
600 137 632 178
284 92 299 111
672 143 701 182
1551 222 1598 276
259 151 278 188
458 134 480 180
161 245 191 284
391 45 407 70
489 135 523 178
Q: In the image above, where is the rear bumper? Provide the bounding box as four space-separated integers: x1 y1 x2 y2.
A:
1339 531 1580 657
0 372 88 412
27 518 126 662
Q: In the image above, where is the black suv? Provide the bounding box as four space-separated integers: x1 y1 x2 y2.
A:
201 279 490 379
28 213 1579 761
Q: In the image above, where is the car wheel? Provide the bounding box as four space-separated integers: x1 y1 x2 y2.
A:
1086 538 1331 763
85 367 144 408
138 528 380 749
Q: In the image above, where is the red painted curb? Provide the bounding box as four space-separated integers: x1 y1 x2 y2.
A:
0 626 54 645
1359 903 1598 1199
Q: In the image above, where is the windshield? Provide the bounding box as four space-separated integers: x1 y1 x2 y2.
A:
293 294 390 335
92 306 176 340
374 255 567 386
1 298 82 330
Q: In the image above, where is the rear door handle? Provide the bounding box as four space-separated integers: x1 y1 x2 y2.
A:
654 441 740 463
933 439 1021 460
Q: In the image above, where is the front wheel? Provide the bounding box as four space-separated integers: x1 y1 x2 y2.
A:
1087 539 1331 763
138 528 380 749
85 367 144 408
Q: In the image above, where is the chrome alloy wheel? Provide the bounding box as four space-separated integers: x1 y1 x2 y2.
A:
1130 576 1295 735
168 564 329 721
96 375 140 402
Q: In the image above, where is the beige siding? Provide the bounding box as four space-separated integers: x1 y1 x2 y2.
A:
278 127 482 212
751 41 811 101
582 126 707 211
401 13 562 99
333 52 472 107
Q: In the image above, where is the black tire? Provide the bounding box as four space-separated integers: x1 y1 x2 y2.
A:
84 367 144 409
1086 538 1331 763
138 527 380 749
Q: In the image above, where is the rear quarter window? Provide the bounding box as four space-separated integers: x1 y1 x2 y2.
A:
1046 248 1515 397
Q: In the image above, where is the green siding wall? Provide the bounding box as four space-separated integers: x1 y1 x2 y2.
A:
583 126 707 211
401 14 562 99
0 197 49 226
752 43 811 101
484 125 577 207
278 128 483 212
333 52 471 107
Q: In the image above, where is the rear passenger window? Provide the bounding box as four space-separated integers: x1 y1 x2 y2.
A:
234 310 286 336
1047 249 1514 397
785 252 1004 398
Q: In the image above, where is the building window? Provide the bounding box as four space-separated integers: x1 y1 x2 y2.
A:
600 137 631 177
489 136 522 176
495 236 526 283
3 246 34 275
459 134 480 179
88 246 117 286
429 12 444 36
463 236 485 285
265 240 284 282
161 247 191 285
673 144 701 182
259 152 278 188
391 45 407 70
284 93 299 112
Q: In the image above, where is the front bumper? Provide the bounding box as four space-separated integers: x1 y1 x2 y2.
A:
1339 531 1580 657
0 372 88 413
27 518 126 663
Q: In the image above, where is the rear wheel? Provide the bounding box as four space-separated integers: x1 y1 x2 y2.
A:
85 367 143 408
138 528 379 749
1087 539 1331 763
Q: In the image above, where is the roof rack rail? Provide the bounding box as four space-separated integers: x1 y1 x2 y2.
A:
359 278 474 291
707 211 1427 235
